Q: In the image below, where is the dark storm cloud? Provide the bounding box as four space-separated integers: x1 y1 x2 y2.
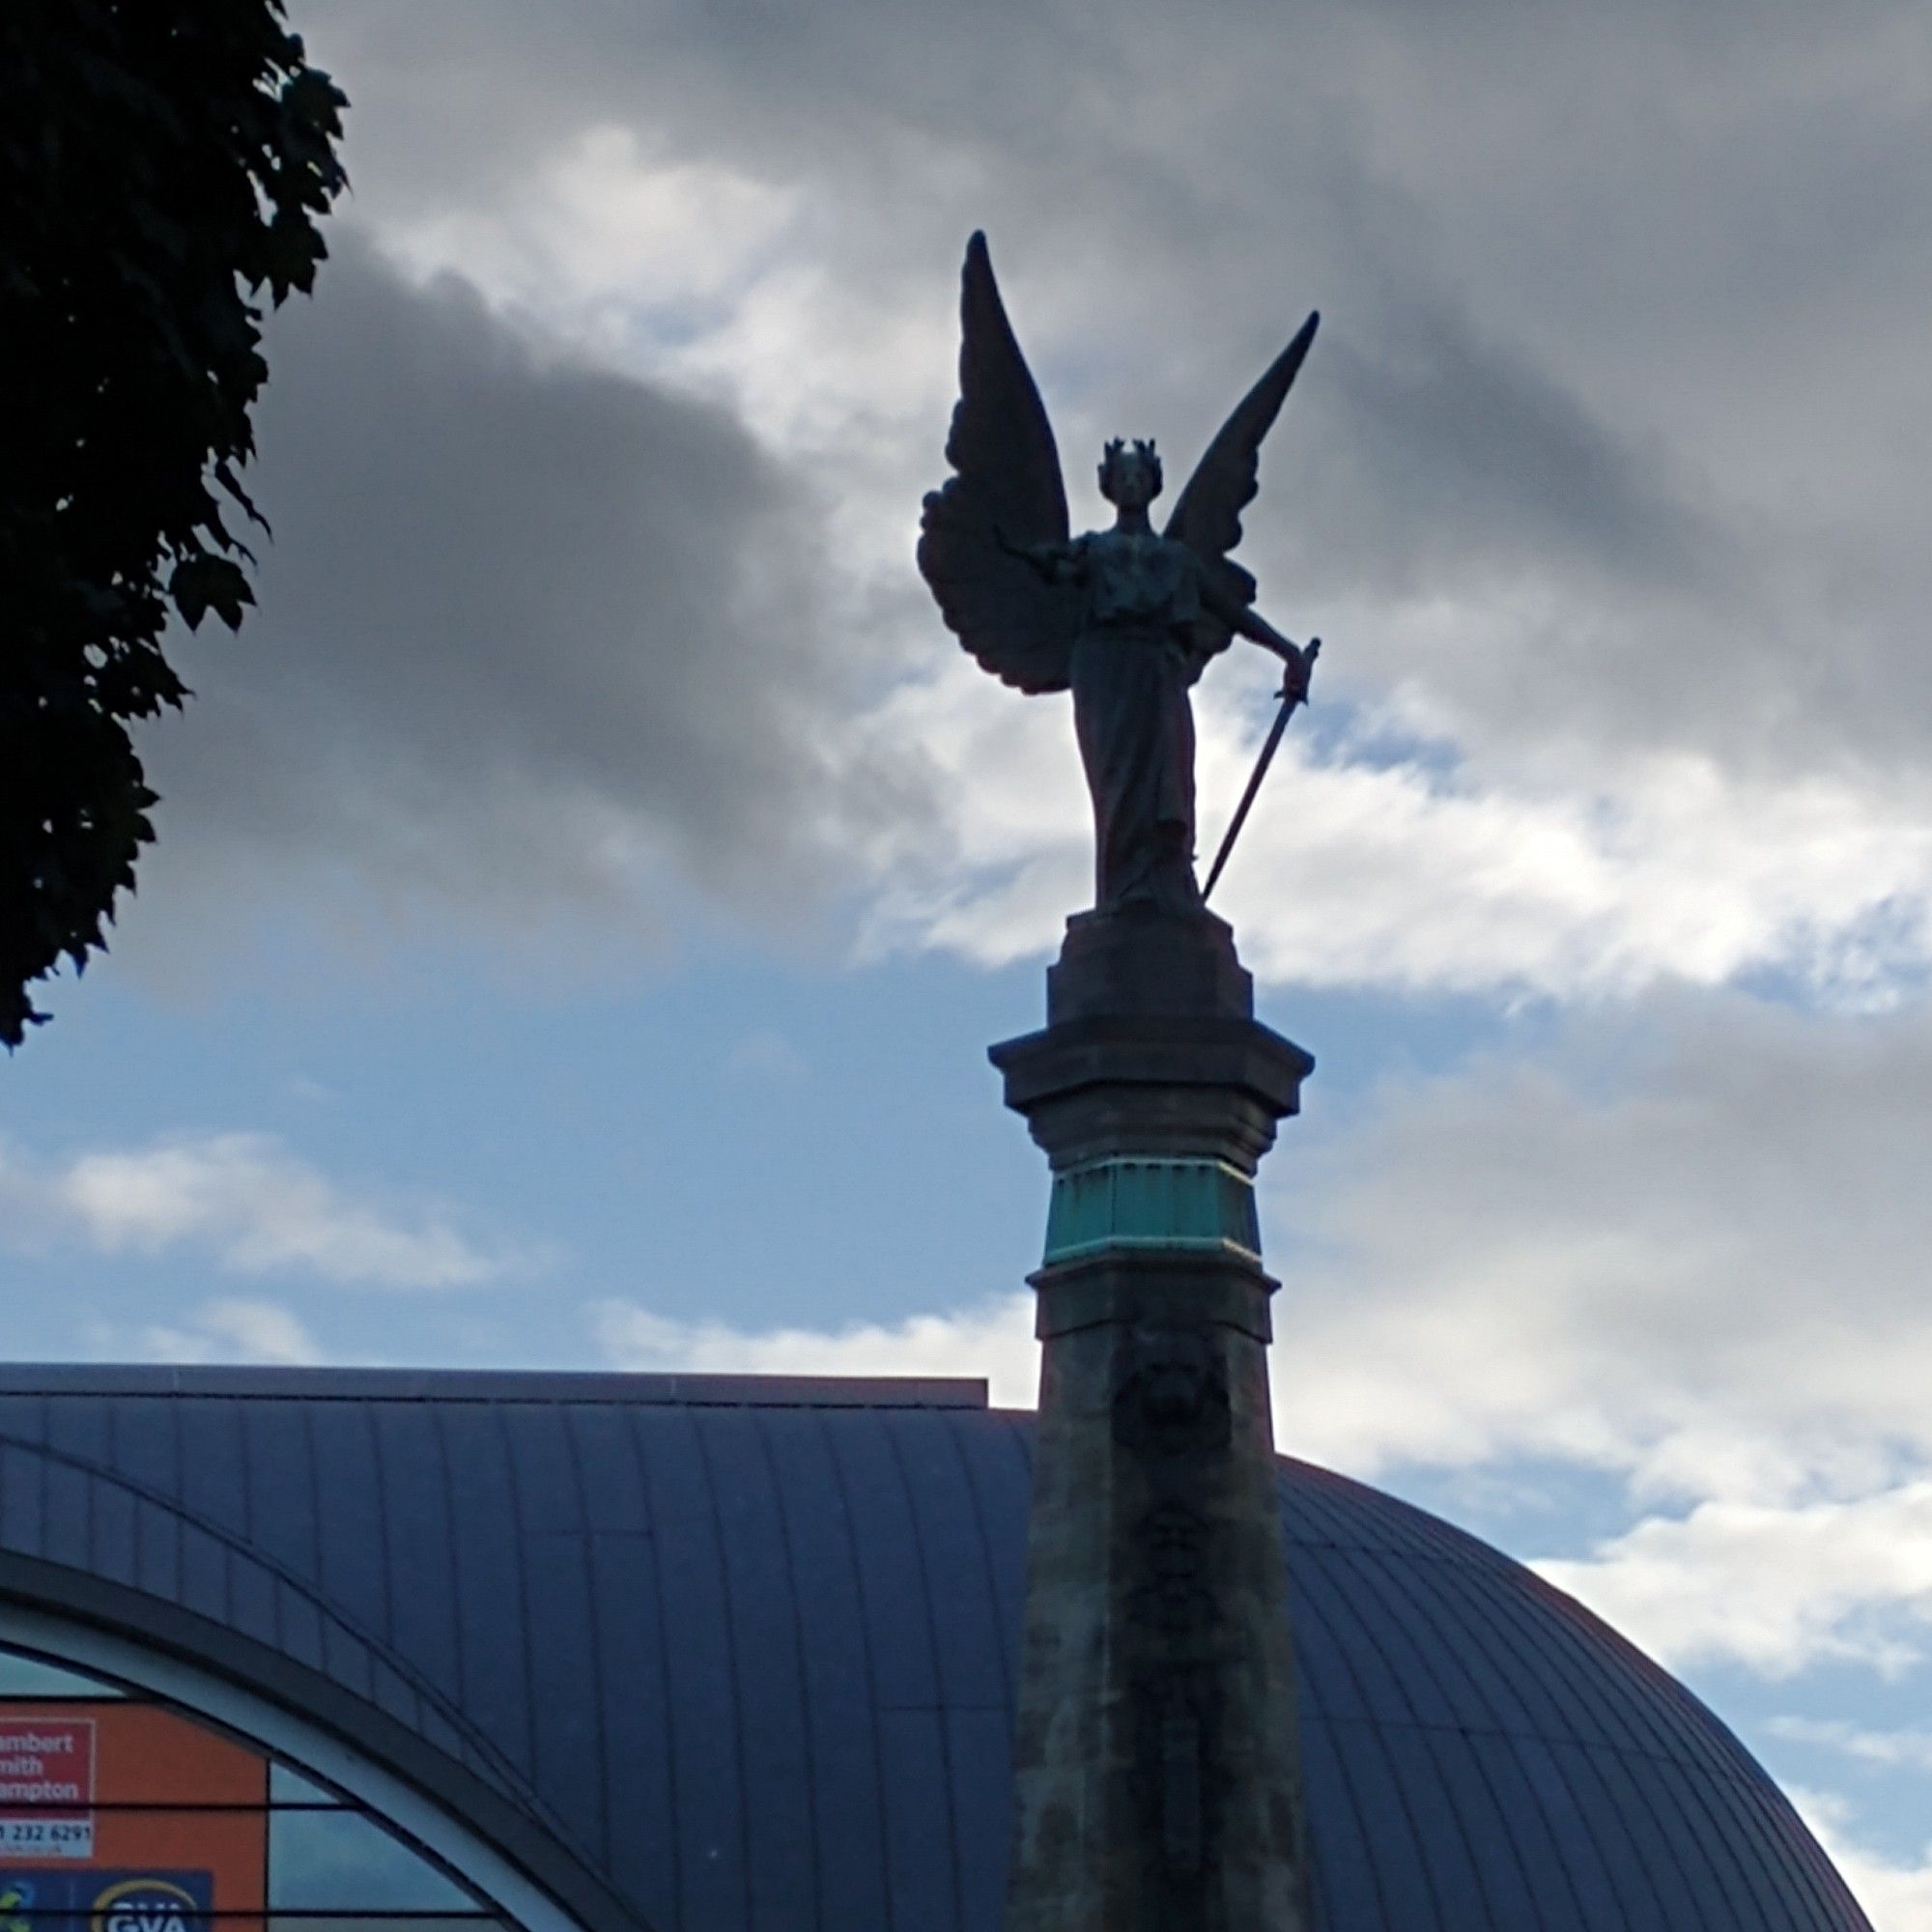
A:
294 0 1931 778
135 240 918 953
116 0 1932 968
1292 295 1716 603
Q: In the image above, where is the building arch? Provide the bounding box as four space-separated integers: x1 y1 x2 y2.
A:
0 1551 655 1932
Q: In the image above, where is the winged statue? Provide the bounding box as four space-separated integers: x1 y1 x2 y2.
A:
919 231 1321 917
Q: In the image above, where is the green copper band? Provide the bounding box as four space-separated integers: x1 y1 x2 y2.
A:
1041 1156 1262 1265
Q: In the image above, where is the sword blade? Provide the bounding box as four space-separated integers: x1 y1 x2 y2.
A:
1202 689 1301 903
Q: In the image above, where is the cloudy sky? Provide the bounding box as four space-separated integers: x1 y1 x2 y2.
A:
10 2 1932 1921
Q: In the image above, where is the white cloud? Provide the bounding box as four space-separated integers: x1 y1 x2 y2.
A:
856 651 1932 1007
588 1291 1037 1406
1534 1485 1932 1676
1268 999 1932 1499
378 125 800 366
139 1298 326 1368
0 1133 509 1291
1789 1786 1932 1932
1773 1719 1932 1776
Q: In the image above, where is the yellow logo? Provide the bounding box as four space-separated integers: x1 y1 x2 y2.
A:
89 1881 201 1932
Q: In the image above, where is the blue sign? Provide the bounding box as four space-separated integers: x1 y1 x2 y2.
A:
0 1870 213 1932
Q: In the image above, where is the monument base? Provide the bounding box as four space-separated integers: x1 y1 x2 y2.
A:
991 910 1314 1932
1046 904 1255 1025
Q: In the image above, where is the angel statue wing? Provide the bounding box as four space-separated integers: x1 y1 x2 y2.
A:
918 232 1081 694
1164 310 1320 671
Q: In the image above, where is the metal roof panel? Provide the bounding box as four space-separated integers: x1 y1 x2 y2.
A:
0 1371 1871 1932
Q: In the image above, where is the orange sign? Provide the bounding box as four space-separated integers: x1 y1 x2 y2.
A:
0 1706 265 1932
0 1719 95 1858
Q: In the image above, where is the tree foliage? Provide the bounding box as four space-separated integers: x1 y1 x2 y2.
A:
0 2 347 1046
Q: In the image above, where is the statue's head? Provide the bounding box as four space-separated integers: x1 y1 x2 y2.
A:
1098 438 1163 511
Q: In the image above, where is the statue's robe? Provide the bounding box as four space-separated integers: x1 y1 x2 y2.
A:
1067 529 1208 914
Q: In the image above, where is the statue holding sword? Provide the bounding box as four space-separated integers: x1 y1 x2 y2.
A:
919 232 1324 915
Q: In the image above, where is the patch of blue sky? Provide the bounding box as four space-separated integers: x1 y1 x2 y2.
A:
6 911 1544 1370
1264 979 1566 1117
1266 684 1467 784
1731 900 1932 1017
6 937 1034 1342
615 272 789 362
1379 1455 1644 1563
1718 1657 1932 1867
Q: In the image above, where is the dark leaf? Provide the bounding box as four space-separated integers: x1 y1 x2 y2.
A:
0 0 345 1039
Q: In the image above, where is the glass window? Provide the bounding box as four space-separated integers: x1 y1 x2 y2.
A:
0 1645 500 1932
0 1655 123 1701
271 1806 476 1914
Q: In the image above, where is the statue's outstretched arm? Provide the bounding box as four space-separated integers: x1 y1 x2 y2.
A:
997 526 1081 584
1201 573 1309 677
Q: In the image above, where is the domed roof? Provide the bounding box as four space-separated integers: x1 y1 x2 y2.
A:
0 1368 1870 1932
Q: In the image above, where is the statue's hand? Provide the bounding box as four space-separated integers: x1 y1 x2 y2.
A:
1280 637 1319 704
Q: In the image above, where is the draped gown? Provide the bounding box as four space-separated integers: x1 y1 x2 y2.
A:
1063 526 1210 915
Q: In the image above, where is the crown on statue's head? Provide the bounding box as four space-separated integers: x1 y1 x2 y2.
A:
1097 437 1163 502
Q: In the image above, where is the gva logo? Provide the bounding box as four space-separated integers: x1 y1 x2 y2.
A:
90 1880 202 1932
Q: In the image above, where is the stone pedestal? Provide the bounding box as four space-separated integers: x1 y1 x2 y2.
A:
992 907 1314 1932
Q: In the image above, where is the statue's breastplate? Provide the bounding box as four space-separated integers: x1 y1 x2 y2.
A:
1085 535 1200 630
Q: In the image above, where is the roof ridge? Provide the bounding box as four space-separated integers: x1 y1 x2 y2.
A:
0 1364 991 1407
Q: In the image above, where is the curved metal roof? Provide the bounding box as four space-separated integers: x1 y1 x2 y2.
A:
0 1367 1871 1932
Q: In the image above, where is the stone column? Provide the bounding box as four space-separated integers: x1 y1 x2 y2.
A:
991 907 1314 1932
